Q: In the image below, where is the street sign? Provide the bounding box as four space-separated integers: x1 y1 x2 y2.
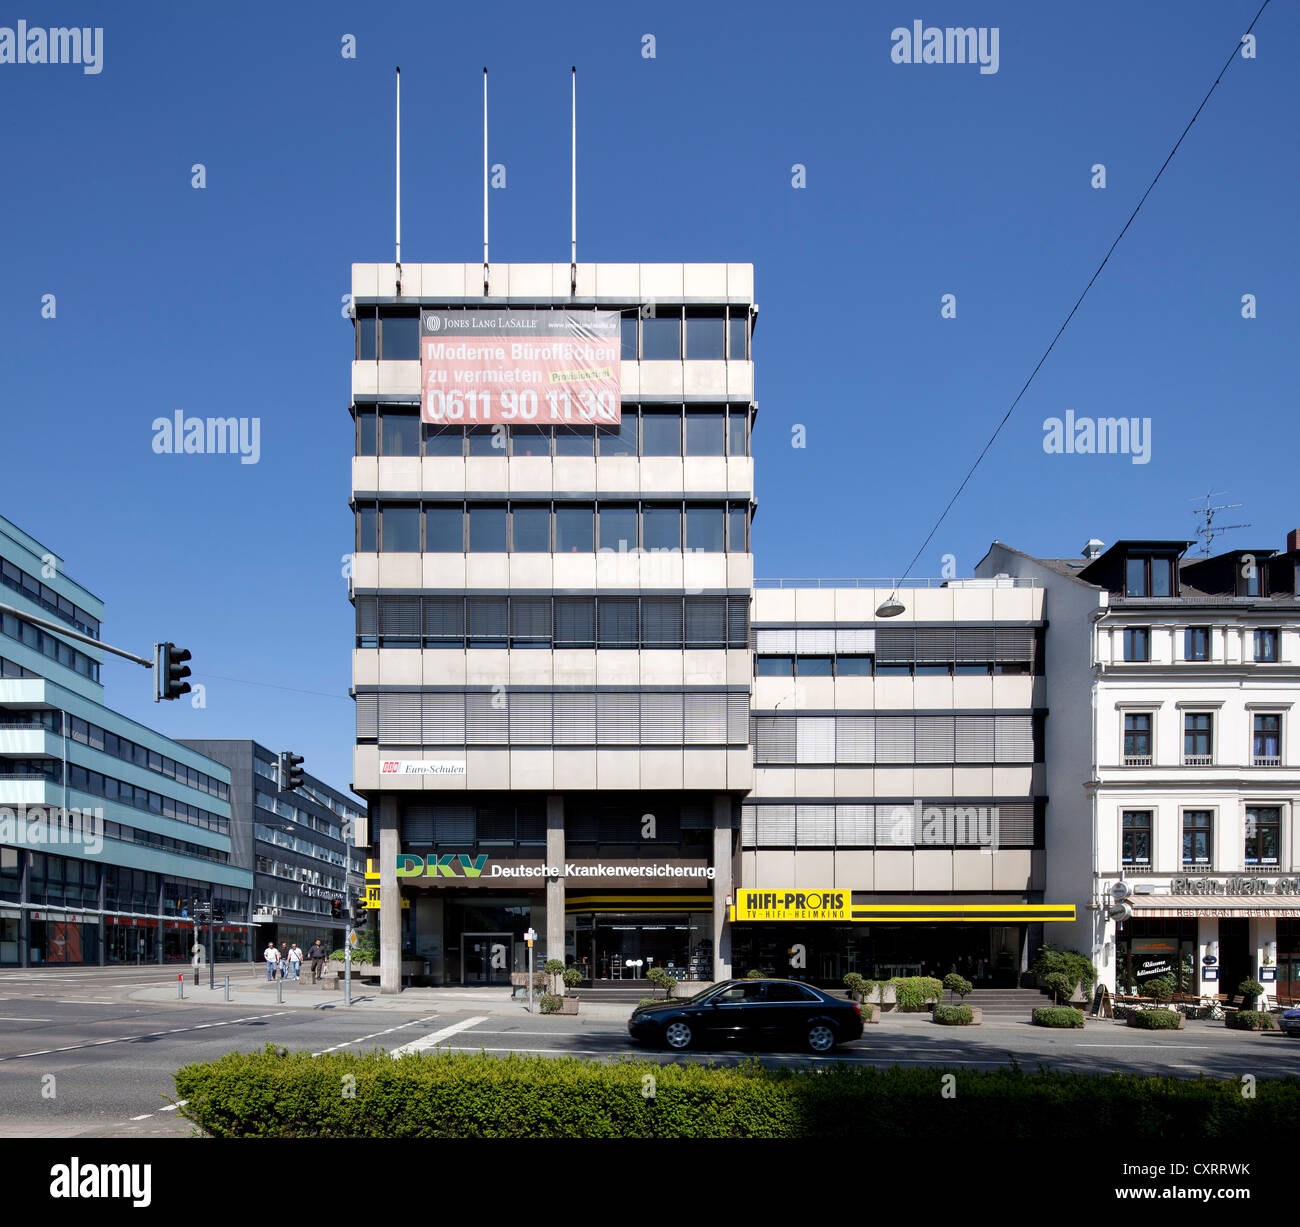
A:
348 931 357 947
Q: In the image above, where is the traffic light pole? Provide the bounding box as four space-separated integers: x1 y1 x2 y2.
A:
0 601 152 666
209 909 215 991
344 909 352 1007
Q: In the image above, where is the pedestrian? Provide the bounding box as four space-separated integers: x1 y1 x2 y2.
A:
309 938 327 984
289 943 302 981
263 941 278 981
278 942 290 980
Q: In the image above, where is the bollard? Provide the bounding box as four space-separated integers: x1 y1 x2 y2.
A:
224 976 230 1003
277 976 283 1004
177 973 183 1000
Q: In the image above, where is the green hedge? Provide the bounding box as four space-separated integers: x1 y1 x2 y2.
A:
173 1047 1300 1139
1033 1007 1085 1029
1127 1008 1181 1030
933 1004 975 1026
892 977 945 1011
1228 1011 1278 1031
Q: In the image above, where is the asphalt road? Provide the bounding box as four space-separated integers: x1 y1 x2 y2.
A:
3 965 1299 1137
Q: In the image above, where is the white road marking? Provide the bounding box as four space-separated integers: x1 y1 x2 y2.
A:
0 1017 53 1022
130 1114 152 1121
313 1015 441 1056
390 1016 488 1056
56 1000 113 1005
0 1012 289 1063
1077 1044 1212 1049
159 1101 187 1112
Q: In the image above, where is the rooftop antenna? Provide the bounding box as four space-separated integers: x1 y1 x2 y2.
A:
395 66 402 296
570 65 577 296
483 67 489 297
1191 488 1250 556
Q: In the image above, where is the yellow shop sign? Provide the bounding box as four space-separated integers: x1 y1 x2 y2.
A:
730 889 850 922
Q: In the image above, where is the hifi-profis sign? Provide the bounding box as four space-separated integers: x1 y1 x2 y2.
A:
421 309 621 426
730 890 851 922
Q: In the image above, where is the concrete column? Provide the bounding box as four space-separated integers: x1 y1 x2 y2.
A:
378 794 401 995
1251 916 1276 1009
546 795 565 968
1198 916 1219 995
712 794 733 982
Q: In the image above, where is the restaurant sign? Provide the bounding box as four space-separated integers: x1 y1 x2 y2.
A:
1171 877 1300 896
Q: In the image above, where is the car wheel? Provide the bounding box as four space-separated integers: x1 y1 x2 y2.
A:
807 1023 837 1053
664 1021 693 1050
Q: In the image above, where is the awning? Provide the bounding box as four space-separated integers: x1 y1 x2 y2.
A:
1128 895 1300 919
849 903 1076 924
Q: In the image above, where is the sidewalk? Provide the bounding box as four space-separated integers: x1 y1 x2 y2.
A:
127 975 640 1021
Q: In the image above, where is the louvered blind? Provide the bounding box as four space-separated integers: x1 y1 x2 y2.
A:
875 716 915 763
796 717 835 763
875 627 915 662
836 805 874 846
510 597 552 643
684 692 727 744
955 715 995 762
796 804 836 847
685 598 727 647
753 716 796 763
835 628 875 653
378 693 422 743
465 692 508 744
432 806 475 844
995 714 1035 762
915 715 955 762
914 627 955 664
402 804 435 844
355 595 378 638
991 802 1035 847
755 628 797 654
596 692 639 744
642 597 682 647
423 693 465 745
756 804 796 847
836 716 875 764
555 597 596 646
424 596 464 643
876 802 915 846
955 626 996 662
996 627 1036 663
552 692 596 744
380 596 421 640
726 691 750 743
597 598 639 647
467 596 508 641
726 596 750 647
517 804 546 844
640 691 684 743
740 804 758 846
355 692 378 739
509 692 552 745
795 628 836 654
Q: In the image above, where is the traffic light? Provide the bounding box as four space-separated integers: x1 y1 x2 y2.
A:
330 899 343 921
278 751 305 791
154 643 192 702
350 895 369 929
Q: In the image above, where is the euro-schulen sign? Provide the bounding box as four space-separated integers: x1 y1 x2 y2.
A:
421 309 621 426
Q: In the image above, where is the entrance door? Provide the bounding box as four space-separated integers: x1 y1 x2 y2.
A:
1218 919 1250 1000
462 932 512 986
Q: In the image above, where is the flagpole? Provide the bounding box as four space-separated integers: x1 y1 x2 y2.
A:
483 67 490 296
395 66 402 294
570 66 577 296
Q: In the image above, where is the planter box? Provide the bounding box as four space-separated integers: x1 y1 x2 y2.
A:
1125 1011 1185 1030
558 995 579 1015
860 1004 881 1024
930 1005 982 1025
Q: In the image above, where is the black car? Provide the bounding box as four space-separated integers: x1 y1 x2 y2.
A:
627 978 864 1053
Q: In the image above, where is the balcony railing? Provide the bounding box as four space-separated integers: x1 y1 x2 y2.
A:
1183 755 1214 767
752 577 1039 590
1123 755 1153 767
1253 755 1282 767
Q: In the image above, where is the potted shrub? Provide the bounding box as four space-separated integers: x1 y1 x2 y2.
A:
843 974 880 1023
1032 1006 1085 1028
1032 944 1097 1005
1238 977 1265 1012
1126 1007 1184 1030
934 974 980 1024
646 966 678 999
892 976 943 1012
1228 1010 1278 1032
933 1004 976 1026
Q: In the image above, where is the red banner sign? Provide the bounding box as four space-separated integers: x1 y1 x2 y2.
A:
420 309 621 426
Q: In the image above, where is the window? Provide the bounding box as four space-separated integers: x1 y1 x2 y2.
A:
1239 564 1263 597
597 414 637 457
728 310 748 360
553 428 594 456
685 312 725 359
1255 629 1279 662
1182 811 1213 866
510 426 550 457
380 313 420 359
641 410 681 457
1122 810 1152 866
379 504 421 551
356 308 377 360
425 505 464 553
1125 554 1175 597
641 314 680 360
728 504 747 553
356 409 377 455
357 506 377 552
511 505 550 553
1245 806 1280 866
1183 712 1213 765
756 656 794 676
1184 626 1209 661
424 424 463 456
1123 713 1153 765
555 504 594 553
643 505 680 551
620 314 638 360
1253 713 1281 766
467 426 501 457
1123 627 1149 662
685 504 725 553
469 504 507 552
836 656 873 676
796 657 832 677
728 408 748 456
685 409 725 456
598 505 637 553
765 982 816 1002
380 410 420 457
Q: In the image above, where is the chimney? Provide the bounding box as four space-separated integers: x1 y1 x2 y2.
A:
1288 528 1300 553
1081 538 1104 561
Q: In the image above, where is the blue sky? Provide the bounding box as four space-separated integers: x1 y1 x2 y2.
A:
2 1 1294 793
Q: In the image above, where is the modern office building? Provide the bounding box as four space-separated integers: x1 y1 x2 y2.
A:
350 262 755 991
737 578 1058 987
0 515 253 966
348 261 1075 991
180 740 367 952
980 532 1300 1002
